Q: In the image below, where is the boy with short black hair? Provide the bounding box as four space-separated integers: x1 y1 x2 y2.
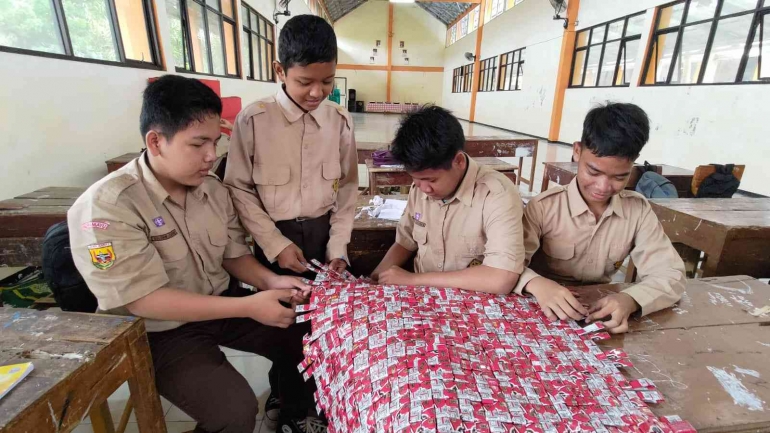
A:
68 75 316 433
371 106 525 294
224 14 356 431
516 102 685 334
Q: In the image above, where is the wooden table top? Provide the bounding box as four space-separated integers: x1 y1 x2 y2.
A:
577 276 770 431
354 194 407 231
105 152 141 164
545 162 694 177
0 308 140 428
366 157 517 173
650 198 770 228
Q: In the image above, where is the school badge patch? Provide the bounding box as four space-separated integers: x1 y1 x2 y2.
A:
614 260 623 270
468 258 483 268
88 242 116 270
333 179 340 193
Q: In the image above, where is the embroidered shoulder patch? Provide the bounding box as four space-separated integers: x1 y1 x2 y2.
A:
88 242 116 270
150 229 178 242
82 221 110 230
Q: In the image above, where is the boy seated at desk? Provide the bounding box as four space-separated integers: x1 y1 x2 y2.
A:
68 75 320 433
371 106 525 294
516 102 685 334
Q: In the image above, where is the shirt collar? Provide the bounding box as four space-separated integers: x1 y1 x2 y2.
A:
431 154 477 207
139 152 206 206
567 177 625 219
275 85 319 124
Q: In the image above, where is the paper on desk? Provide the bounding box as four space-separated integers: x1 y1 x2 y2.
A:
355 196 407 221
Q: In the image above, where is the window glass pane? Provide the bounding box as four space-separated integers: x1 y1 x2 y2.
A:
115 0 152 62
166 0 188 68
242 29 250 77
267 42 274 80
598 40 620 86
189 1 211 73
762 14 770 79
626 13 646 36
520 49 525 61
590 25 606 45
222 0 233 18
721 0 760 15
251 12 258 30
658 4 685 29
504 65 512 89
583 46 601 86
260 37 268 80
0 0 65 54
576 30 589 48
206 0 219 12
241 6 248 27
260 17 267 36
516 63 523 89
671 22 711 83
251 33 260 79
653 32 679 82
266 22 273 41
702 14 752 82
572 49 586 85
607 20 624 40
208 11 225 75
686 0 718 23
223 21 237 75
62 0 119 61
620 38 640 84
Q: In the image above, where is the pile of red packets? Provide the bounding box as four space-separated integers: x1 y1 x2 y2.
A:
296 260 696 433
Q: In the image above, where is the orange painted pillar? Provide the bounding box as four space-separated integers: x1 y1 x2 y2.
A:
548 0 580 141
387 3 394 102
468 0 487 122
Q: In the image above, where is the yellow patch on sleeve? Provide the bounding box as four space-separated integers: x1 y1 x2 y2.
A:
88 242 116 270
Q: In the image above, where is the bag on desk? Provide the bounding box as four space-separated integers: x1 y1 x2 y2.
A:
696 164 740 198
636 161 678 199
42 221 97 313
371 150 399 166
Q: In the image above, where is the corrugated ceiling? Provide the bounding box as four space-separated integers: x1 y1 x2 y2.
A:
326 0 470 26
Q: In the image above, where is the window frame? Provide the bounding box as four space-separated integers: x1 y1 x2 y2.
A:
241 2 276 82
0 0 163 71
452 63 474 93
478 56 497 92
497 47 525 91
569 11 645 89
641 0 770 86
174 0 240 78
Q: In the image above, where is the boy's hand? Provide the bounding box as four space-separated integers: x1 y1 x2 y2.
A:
267 275 311 303
586 293 639 334
244 289 297 328
329 258 347 274
277 243 308 273
526 277 588 321
378 266 415 286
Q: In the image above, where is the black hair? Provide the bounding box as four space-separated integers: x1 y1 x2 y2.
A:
581 102 650 159
390 105 465 172
278 15 338 70
140 75 222 141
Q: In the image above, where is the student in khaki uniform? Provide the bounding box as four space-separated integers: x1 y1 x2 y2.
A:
371 106 525 294
515 103 685 334
68 76 318 433
223 15 355 430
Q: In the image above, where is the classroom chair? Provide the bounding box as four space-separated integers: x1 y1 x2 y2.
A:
691 164 745 197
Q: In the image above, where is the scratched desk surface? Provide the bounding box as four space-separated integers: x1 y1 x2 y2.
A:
578 276 770 432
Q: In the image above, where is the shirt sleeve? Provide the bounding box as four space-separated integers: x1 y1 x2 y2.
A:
512 199 545 295
326 113 360 263
223 186 253 259
67 199 169 311
395 190 419 252
224 110 292 263
481 186 525 274
622 200 686 316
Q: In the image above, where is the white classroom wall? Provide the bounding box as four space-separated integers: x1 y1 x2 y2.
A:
334 2 444 105
442 31 476 119
561 0 770 196
0 0 311 201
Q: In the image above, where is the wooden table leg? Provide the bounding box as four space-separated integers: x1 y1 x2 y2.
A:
90 401 116 433
529 144 538 192
117 399 134 433
517 157 524 186
369 172 377 196
126 325 167 432
541 166 551 192
624 258 638 283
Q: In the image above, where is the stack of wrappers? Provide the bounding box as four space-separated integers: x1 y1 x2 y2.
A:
295 260 696 433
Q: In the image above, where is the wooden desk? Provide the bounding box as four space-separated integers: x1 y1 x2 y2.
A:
0 308 165 433
541 162 694 197
365 157 517 196
105 153 141 174
0 187 84 266
578 276 770 431
649 198 770 278
349 194 404 276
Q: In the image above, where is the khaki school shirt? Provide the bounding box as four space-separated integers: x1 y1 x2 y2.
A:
224 88 358 263
395 155 525 275
68 155 252 332
515 178 685 316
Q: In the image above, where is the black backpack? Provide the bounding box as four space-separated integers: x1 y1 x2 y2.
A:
635 161 678 199
696 164 741 198
41 221 98 312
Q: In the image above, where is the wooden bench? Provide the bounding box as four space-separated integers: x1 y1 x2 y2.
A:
106 153 142 174
0 308 165 433
365 157 518 196
541 162 694 197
